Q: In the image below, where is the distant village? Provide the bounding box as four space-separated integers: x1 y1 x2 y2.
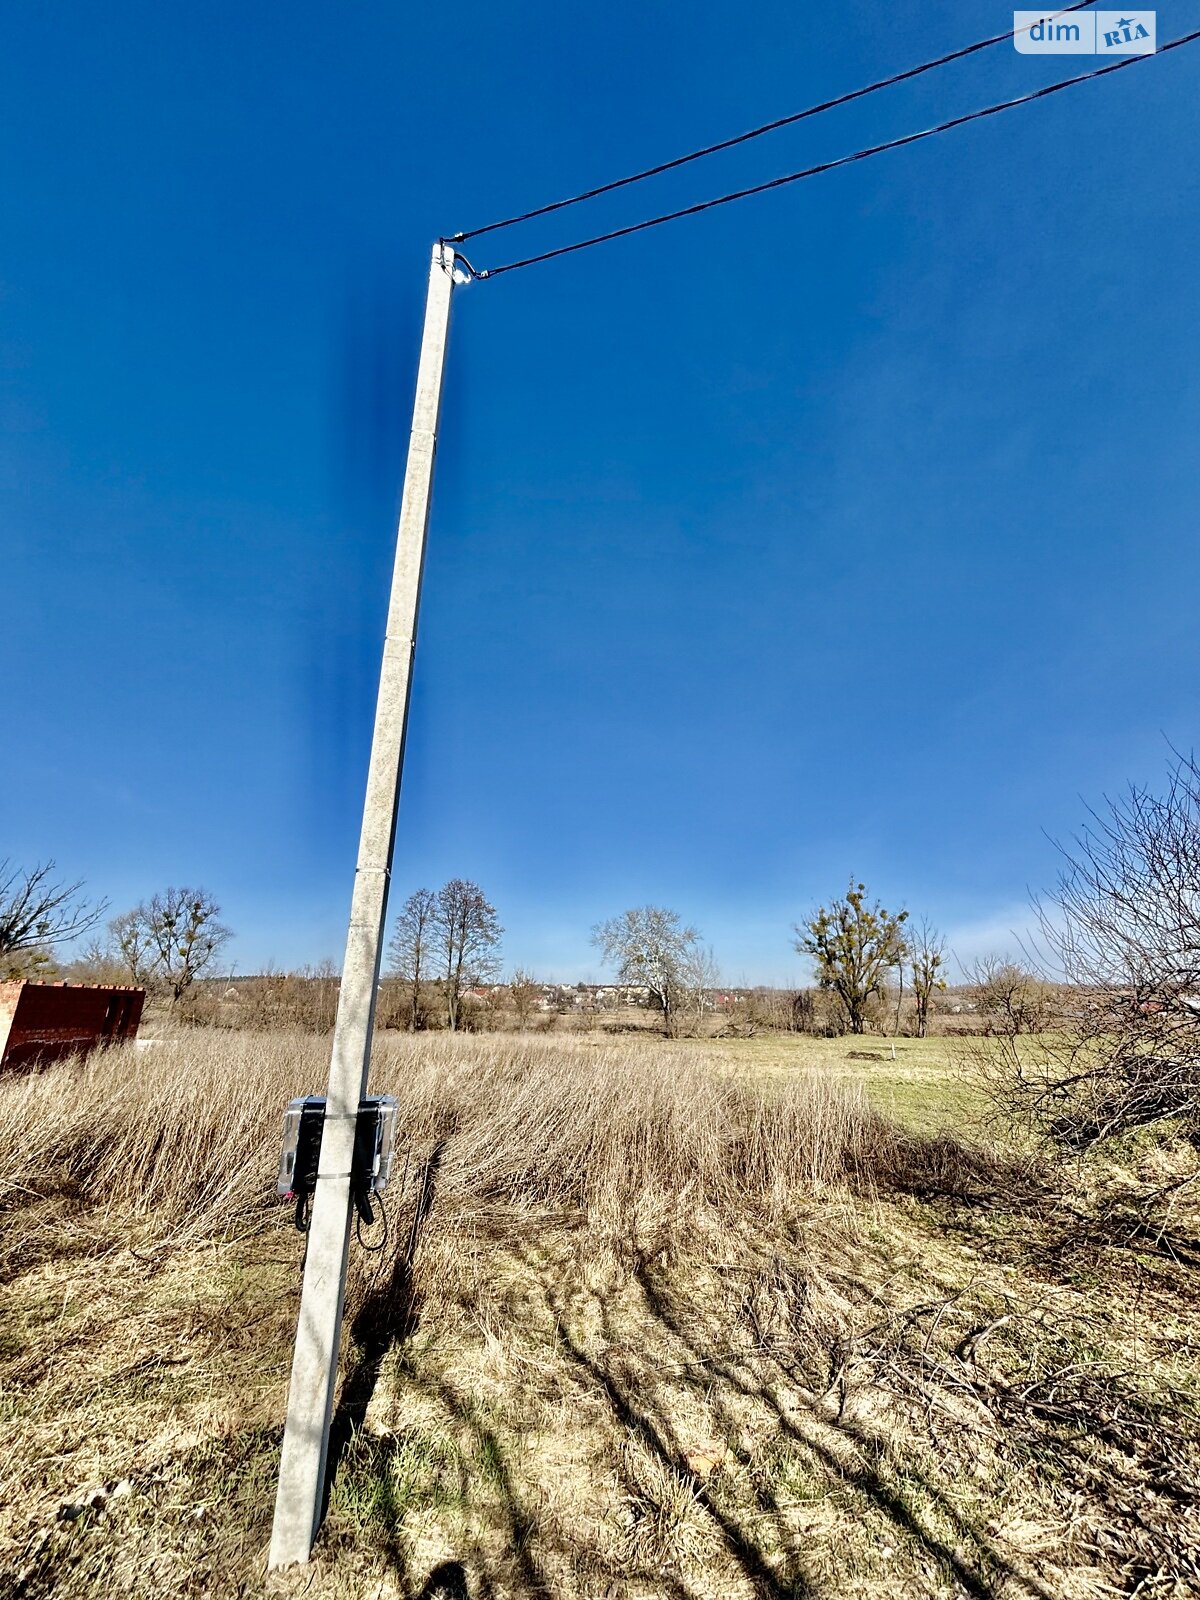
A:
463 982 665 1011
456 982 750 1013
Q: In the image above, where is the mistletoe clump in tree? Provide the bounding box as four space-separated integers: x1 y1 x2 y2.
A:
909 917 948 1039
796 881 908 1035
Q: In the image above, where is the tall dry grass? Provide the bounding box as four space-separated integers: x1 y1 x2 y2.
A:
0 1031 932 1245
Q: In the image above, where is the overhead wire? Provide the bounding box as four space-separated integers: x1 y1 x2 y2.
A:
451 1 1099 244
467 31 1200 280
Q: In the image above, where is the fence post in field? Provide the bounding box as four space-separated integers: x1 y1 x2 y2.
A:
268 240 458 1568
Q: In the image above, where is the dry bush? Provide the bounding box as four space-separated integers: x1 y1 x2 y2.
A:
725 987 845 1037
975 754 1200 1161
0 1032 950 1250
177 968 342 1032
969 955 1058 1036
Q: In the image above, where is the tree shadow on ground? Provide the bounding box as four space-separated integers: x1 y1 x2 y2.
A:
415 1561 471 1598
548 1314 811 1598
607 1246 1047 1600
311 1145 1198 1599
320 1214 1064 1598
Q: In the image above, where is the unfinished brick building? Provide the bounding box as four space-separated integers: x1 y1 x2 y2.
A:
0 981 145 1072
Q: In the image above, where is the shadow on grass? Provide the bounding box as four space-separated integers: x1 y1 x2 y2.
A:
300 1127 1199 1597
550 1312 811 1599
415 1561 471 1598
611 1245 1047 1600
321 1143 445 1527
311 1161 1076 1598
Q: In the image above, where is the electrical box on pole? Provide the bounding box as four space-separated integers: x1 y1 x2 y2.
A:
277 1094 399 1230
268 240 460 1569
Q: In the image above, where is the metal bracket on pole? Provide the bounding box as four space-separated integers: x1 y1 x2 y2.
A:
268 240 458 1569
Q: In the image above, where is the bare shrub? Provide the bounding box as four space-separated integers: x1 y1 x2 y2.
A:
719 987 796 1035
507 969 540 1028
721 987 846 1038
172 966 342 1032
376 976 445 1032
978 752 1200 1156
789 989 814 1032
795 988 846 1036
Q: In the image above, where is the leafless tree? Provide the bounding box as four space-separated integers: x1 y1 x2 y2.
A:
66 936 128 986
434 879 503 1032
969 954 1055 1036
109 907 161 987
980 751 1200 1152
110 888 232 1003
0 860 107 978
891 959 905 1037
508 968 540 1029
261 959 339 1032
387 887 437 1030
592 906 711 1038
909 919 947 1038
729 986 809 1035
677 942 721 1036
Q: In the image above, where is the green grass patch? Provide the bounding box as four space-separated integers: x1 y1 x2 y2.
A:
703 1032 980 1130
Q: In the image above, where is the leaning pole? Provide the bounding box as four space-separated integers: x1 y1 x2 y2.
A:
269 240 459 1568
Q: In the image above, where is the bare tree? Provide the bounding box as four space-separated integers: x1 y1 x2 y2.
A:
0 860 107 978
678 942 721 1036
434 879 503 1032
508 968 540 1029
980 750 1200 1153
109 907 161 987
592 906 711 1038
66 936 128 986
796 882 908 1035
729 986 810 1035
909 919 947 1039
387 887 437 1031
891 957 905 1037
110 888 232 1003
969 954 1055 1036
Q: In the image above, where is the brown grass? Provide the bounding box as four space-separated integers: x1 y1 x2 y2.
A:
2 1032 1197 1600
0 1031 913 1240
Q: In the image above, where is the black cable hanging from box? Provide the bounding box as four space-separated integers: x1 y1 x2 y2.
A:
355 1190 390 1254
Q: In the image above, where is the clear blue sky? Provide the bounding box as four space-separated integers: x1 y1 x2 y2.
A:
4 3 1198 984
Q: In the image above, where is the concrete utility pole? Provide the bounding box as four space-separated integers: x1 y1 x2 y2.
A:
269 240 459 1569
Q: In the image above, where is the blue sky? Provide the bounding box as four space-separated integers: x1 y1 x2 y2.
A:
4 3 1198 984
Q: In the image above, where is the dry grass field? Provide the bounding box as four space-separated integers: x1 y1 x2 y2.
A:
1 1030 1198 1600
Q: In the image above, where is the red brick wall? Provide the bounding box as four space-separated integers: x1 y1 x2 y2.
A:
0 982 146 1072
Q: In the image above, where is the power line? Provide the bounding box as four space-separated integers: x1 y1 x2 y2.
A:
470 32 1200 280
451 2 1099 245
